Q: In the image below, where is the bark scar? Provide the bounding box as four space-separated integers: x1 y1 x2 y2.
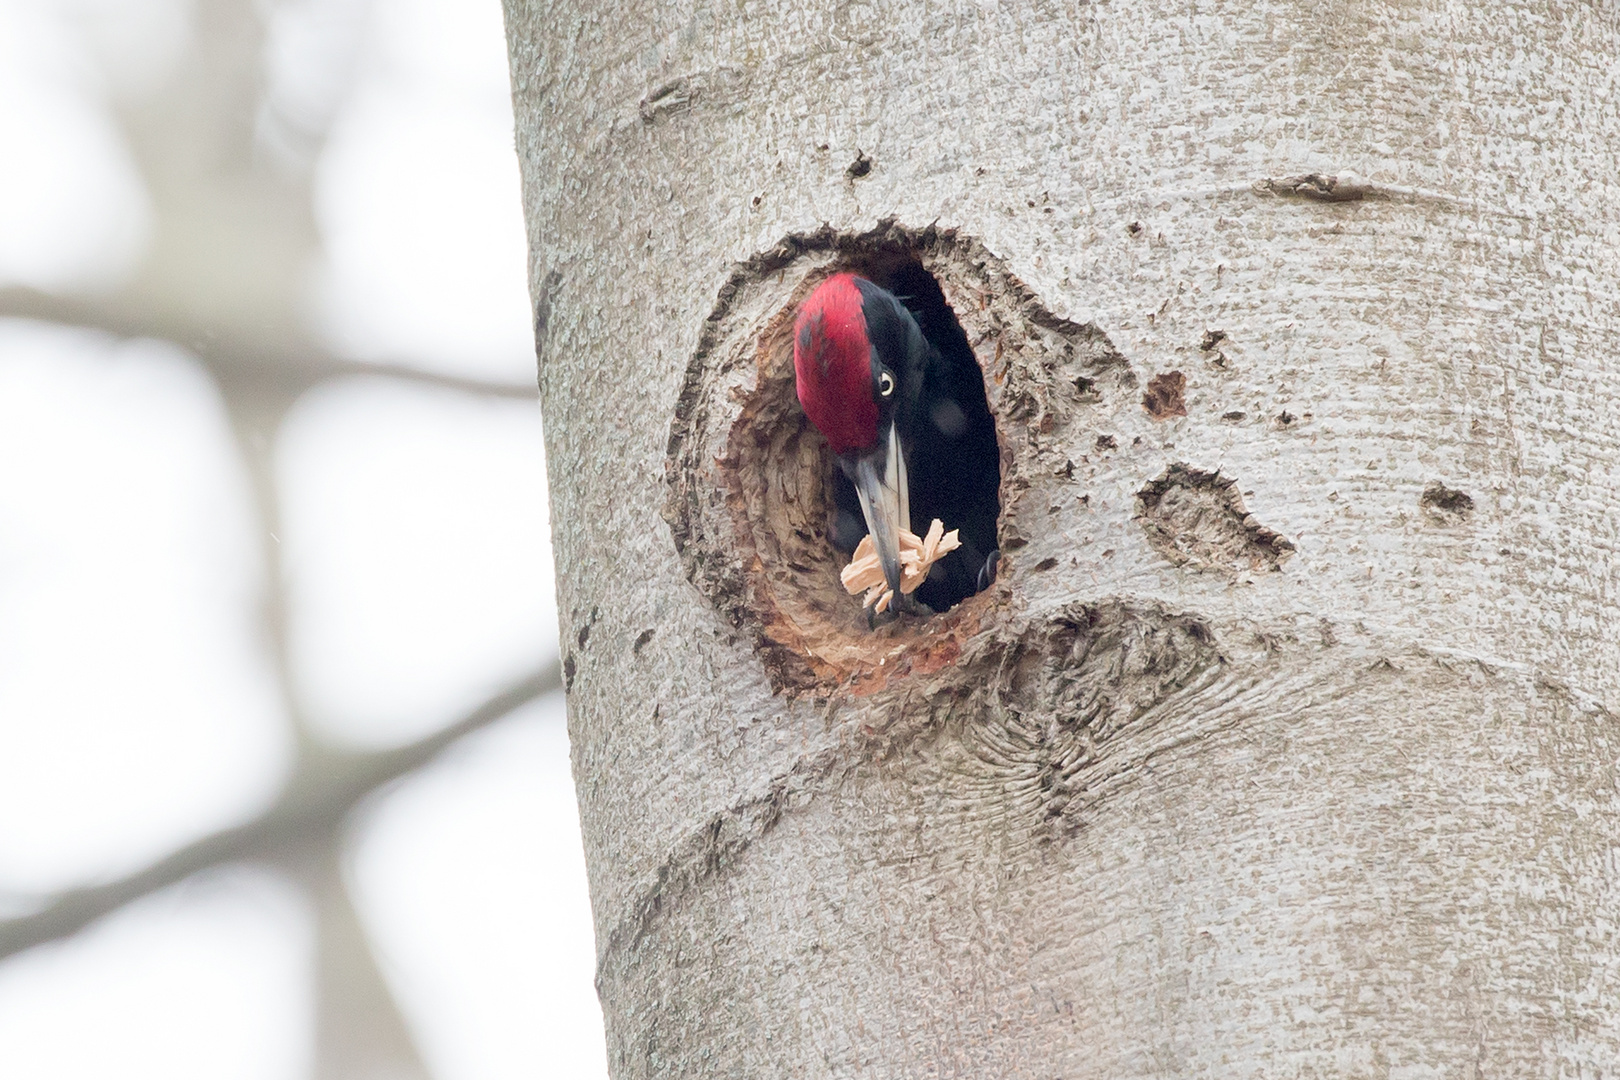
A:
595 600 1223 984
639 78 694 122
1256 173 1370 203
1136 464 1295 573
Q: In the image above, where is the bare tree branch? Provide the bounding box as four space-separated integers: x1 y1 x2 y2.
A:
0 662 562 960
0 287 538 402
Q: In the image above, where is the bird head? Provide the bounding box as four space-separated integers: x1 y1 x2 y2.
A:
793 272 921 608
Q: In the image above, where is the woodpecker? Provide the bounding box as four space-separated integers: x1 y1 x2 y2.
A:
793 271 1000 615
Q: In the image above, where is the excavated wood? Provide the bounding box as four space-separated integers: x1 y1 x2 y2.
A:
841 520 962 612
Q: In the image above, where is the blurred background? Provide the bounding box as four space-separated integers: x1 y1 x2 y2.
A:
0 0 606 1076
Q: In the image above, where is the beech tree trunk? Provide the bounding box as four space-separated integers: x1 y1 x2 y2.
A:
504 1 1620 1075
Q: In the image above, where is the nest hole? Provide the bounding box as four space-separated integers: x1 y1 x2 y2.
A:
666 224 1124 692
731 254 1003 663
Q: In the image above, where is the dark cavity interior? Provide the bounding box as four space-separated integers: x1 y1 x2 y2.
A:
829 258 1002 613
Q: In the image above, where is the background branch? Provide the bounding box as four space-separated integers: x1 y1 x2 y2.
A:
0 287 537 402
0 662 561 961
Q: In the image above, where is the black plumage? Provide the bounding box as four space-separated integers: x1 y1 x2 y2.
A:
831 269 1001 612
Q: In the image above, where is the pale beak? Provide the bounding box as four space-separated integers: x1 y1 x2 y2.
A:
846 422 913 608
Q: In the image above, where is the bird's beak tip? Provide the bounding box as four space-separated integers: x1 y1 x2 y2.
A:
850 435 911 604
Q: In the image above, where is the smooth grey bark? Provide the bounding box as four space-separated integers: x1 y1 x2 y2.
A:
506 1 1620 1075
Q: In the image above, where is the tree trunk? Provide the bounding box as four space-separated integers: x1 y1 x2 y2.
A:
504 1 1620 1074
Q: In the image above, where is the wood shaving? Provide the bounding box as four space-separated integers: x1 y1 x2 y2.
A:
839 519 962 613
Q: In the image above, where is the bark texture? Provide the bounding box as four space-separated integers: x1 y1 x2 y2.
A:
505 0 1620 1074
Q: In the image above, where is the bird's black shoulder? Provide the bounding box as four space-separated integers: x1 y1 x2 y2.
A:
853 278 928 375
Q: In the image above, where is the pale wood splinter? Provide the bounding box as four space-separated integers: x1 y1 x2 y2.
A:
839 519 962 614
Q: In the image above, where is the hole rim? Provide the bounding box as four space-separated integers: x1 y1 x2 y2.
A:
664 221 1126 696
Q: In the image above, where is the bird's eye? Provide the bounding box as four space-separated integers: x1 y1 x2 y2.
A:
878 371 895 398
